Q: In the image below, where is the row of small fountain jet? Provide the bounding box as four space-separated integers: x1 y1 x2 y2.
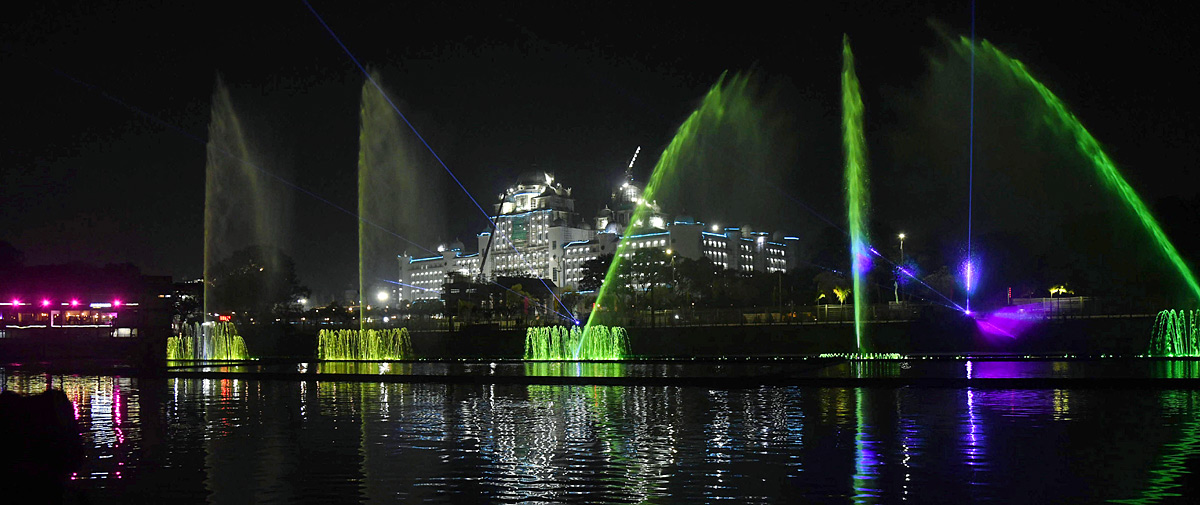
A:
166 324 631 361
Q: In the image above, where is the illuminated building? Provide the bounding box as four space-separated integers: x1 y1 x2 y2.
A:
397 242 481 302
398 169 797 298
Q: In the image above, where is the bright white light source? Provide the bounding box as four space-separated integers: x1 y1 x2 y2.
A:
376 291 389 302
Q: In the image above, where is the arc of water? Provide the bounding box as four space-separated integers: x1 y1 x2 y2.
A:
584 72 759 334
962 39 1200 302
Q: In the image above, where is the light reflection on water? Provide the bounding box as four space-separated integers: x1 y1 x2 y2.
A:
2 369 1200 503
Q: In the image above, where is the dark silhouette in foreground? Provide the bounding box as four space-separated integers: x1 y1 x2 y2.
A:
0 389 85 504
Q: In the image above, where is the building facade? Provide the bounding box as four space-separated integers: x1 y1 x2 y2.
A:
398 170 799 302
396 246 481 302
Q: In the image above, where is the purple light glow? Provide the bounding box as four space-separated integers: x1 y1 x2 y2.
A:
113 299 122 308
973 303 1046 339
852 242 873 274
10 299 19 306
41 299 51 307
960 259 979 293
70 299 80 307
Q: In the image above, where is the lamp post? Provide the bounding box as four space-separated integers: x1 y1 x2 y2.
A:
898 233 906 262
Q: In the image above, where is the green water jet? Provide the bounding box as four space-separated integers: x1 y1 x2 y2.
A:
842 35 871 354
1148 309 1200 357
584 72 761 331
167 322 250 361
959 39 1200 302
317 328 414 360
524 325 629 360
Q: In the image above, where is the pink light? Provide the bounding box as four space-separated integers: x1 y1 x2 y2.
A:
71 299 80 307
10 299 19 306
42 299 51 307
113 299 122 308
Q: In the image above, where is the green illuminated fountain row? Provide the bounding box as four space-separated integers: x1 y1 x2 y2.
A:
1148 310 1200 357
524 326 630 360
167 322 250 361
318 328 414 360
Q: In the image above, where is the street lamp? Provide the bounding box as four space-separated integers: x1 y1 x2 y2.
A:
376 291 389 303
898 233 906 262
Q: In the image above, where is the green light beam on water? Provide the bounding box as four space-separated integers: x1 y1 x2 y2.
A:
584 72 758 334
960 38 1200 303
843 35 871 353
1110 391 1200 504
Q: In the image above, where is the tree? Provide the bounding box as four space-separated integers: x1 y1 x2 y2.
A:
814 270 851 303
579 254 614 292
504 283 533 324
674 257 719 305
627 249 671 293
208 245 310 317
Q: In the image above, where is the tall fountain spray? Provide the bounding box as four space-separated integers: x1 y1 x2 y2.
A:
842 35 871 353
959 39 1200 303
203 77 288 320
357 71 443 329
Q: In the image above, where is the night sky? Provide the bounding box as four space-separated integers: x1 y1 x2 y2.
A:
3 1 1197 301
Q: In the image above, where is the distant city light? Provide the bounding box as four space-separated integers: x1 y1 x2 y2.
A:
437 244 446 253
298 298 308 305
712 224 720 232
650 216 665 229
376 291 389 302
41 299 51 307
113 299 122 308
70 299 80 307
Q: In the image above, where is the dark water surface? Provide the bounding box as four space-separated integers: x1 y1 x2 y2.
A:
3 362 1200 503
